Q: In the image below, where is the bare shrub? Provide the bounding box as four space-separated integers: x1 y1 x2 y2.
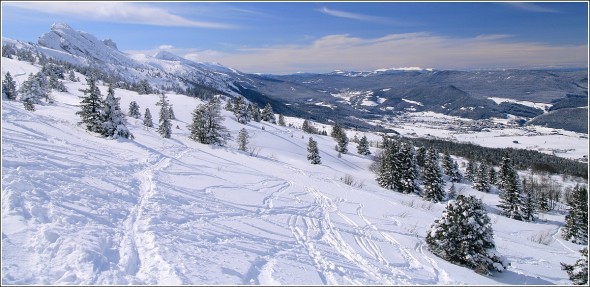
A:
529 230 553 245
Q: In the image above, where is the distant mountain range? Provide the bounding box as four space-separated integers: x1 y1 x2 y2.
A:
2 23 587 133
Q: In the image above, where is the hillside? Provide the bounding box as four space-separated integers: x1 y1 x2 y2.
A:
527 107 589 134
1 58 585 285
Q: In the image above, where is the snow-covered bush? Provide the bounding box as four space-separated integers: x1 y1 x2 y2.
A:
426 194 509 275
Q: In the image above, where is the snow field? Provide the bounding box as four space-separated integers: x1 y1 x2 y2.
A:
1 59 585 285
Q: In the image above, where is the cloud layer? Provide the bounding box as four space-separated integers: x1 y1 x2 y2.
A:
4 2 235 28
138 33 586 74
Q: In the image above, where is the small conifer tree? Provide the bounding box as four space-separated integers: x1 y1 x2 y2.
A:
2 72 18 100
561 248 588 285
357 135 371 156
307 137 321 164
128 101 141 118
422 147 445 202
562 185 588 244
237 128 249 151
143 108 153 127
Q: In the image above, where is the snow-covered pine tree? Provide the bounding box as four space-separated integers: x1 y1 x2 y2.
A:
561 248 588 285
336 131 349 154
169 105 176 120
249 103 261 122
450 160 463 183
3 72 18 100
232 96 250 124
377 140 400 190
422 147 445 202
188 97 231 145
562 184 588 244
473 162 491 193
278 114 286 126
102 84 132 139
498 155 514 190
448 182 457 200
398 142 419 194
76 76 104 134
224 99 233 111
497 155 524 220
19 72 49 106
302 120 311 133
237 128 249 151
261 103 276 123
415 146 427 169
442 151 454 176
331 123 344 140
521 183 537 222
357 135 371 156
426 195 508 274
488 166 497 185
538 191 549 213
68 70 77 82
307 137 321 164
143 108 153 127
128 101 141 118
466 159 478 182
156 93 172 138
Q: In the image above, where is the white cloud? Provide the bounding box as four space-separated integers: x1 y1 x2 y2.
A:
4 2 236 28
504 3 562 13
318 7 394 24
178 33 587 74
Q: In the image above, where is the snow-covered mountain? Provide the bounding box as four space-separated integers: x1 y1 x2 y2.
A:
1 55 586 285
3 23 241 96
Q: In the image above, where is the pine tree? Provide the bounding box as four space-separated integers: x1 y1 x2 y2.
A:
331 123 344 140
143 108 153 127
466 159 478 182
68 70 77 82
336 132 349 154
357 135 371 155
261 103 276 123
423 147 445 202
449 161 463 183
168 105 176 120
562 185 588 244
448 182 457 200
497 156 524 221
521 184 537 222
416 146 427 169
561 248 588 285
156 93 172 138
76 76 104 134
426 195 508 274
232 96 250 124
473 162 491 193
398 143 419 194
19 73 49 105
102 84 131 138
188 97 231 145
249 103 261 122
128 101 141 118
307 137 321 164
224 99 233 111
237 128 249 151
23 98 35 111
488 167 497 186
302 120 311 133
2 72 18 100
278 114 286 126
442 151 454 176
377 140 400 190
538 191 549 213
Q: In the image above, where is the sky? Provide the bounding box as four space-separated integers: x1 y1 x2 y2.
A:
1 1 588 74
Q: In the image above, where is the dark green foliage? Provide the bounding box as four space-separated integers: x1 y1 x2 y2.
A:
249 103 261 122
473 162 491 193
357 135 371 156
76 76 104 134
497 156 524 221
23 98 35 111
307 137 321 164
261 103 276 123
561 248 588 285
416 146 427 168
449 161 463 183
402 137 586 179
426 195 508 274
466 159 478 182
188 97 231 145
562 185 588 245
422 147 445 202
398 143 419 194
488 167 497 185
377 139 400 190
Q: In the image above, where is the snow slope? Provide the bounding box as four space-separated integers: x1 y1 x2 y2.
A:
1 59 585 285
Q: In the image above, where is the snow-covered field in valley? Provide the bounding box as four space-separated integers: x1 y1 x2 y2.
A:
1 59 586 285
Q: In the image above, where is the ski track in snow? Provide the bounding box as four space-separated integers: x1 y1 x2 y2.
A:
1 60 584 285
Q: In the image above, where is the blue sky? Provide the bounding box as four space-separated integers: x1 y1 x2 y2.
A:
2 1 588 74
